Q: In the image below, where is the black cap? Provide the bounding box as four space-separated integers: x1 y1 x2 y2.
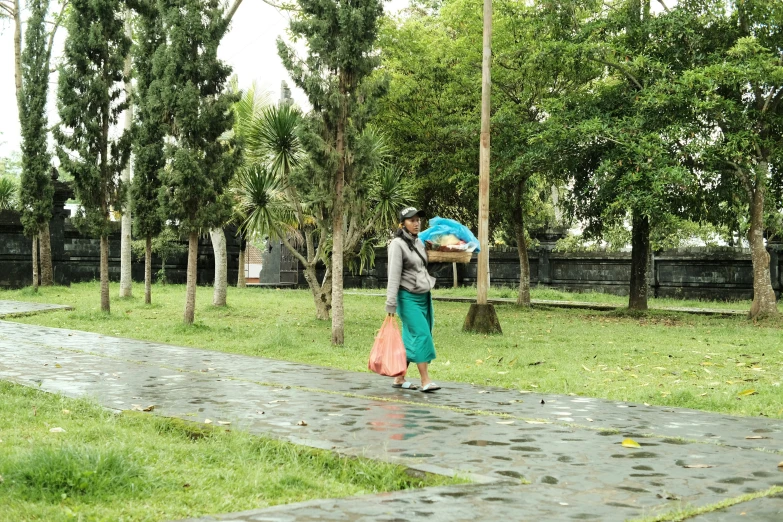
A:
399 207 425 223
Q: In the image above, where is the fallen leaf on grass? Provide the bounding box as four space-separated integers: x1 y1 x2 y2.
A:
217 421 231 425
297 420 308 426
738 389 757 397
582 365 592 372
476 359 484 365
62 409 70 414
204 419 212 424
49 427 66 433
684 464 713 468
621 438 641 448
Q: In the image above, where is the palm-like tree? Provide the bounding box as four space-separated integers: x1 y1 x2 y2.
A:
0 177 17 210
232 86 412 321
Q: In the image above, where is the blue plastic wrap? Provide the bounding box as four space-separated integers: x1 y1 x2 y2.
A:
419 217 480 253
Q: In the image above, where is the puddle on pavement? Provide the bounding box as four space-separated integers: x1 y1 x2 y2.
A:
633 465 654 471
510 437 536 443
510 446 542 452
558 456 574 463
718 477 754 485
496 470 525 479
612 452 658 459
400 453 433 458
492 456 513 461
463 440 510 447
541 476 559 484
617 486 649 493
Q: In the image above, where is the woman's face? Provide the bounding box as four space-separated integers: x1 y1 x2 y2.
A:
403 217 421 235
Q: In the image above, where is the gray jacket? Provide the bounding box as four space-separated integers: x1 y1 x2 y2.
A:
385 230 436 314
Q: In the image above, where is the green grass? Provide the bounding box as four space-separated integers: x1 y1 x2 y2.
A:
2 282 783 418
0 381 456 521
434 285 762 311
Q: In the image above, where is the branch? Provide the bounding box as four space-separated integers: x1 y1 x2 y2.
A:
726 159 754 197
46 1 69 67
656 0 671 13
589 56 644 90
224 0 243 22
277 225 310 267
0 2 13 17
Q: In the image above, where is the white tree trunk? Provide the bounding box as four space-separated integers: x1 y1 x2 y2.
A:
211 228 228 306
119 14 133 298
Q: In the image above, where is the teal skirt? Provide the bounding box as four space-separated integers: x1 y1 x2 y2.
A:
397 289 436 364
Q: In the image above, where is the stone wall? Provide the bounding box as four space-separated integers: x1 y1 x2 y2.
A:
281 244 782 301
0 205 240 289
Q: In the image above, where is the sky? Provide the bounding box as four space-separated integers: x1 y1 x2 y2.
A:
0 0 409 159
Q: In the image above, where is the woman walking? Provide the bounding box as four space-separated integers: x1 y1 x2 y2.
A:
385 207 441 392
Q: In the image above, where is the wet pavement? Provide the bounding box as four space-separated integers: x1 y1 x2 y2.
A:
0 299 72 317
0 309 781 521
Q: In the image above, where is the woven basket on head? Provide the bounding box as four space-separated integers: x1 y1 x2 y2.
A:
426 250 473 264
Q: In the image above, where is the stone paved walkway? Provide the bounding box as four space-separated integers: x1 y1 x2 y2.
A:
0 306 781 521
0 299 72 318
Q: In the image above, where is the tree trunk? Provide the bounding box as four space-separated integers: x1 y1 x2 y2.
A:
629 212 650 311
210 227 228 306
237 238 246 288
144 235 152 304
476 0 492 307
184 231 198 325
119 16 133 298
13 0 23 120
747 170 778 319
304 264 331 320
514 219 531 307
100 235 110 313
39 222 54 286
32 235 39 292
331 75 347 346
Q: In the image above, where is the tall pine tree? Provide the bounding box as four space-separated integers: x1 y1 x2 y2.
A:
156 0 238 325
278 0 384 345
55 0 132 313
18 0 54 290
131 0 166 305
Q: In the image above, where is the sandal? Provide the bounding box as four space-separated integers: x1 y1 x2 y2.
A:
420 383 441 393
392 382 419 390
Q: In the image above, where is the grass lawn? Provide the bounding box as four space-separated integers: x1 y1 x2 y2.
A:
2 282 782 419
0 381 454 521
352 285 769 312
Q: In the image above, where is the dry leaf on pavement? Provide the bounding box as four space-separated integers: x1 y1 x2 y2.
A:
297 420 308 426
621 438 641 448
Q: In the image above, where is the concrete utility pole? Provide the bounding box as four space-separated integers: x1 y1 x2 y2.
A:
464 0 501 334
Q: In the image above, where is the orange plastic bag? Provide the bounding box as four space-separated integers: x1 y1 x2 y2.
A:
368 316 407 377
